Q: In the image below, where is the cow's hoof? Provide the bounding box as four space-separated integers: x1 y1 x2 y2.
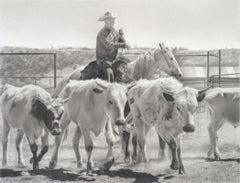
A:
132 154 137 164
102 157 115 171
170 163 179 170
214 151 221 160
30 157 33 164
2 159 7 167
124 156 131 165
48 161 56 169
178 165 185 174
77 161 84 169
33 163 39 171
17 162 26 168
207 150 213 157
87 161 94 175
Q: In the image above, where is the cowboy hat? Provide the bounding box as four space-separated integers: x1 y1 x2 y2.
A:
99 11 117 21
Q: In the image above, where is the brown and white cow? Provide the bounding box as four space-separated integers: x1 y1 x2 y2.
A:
0 84 68 170
49 79 129 174
127 77 207 174
206 88 240 160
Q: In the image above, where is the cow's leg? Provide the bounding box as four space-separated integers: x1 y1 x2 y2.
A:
35 129 49 163
72 126 83 169
122 103 131 164
207 113 224 160
2 120 10 167
132 134 138 163
49 112 71 169
134 118 150 163
122 131 131 164
163 134 178 171
27 138 38 171
176 137 185 174
83 131 94 175
158 135 167 161
105 119 115 159
16 129 25 167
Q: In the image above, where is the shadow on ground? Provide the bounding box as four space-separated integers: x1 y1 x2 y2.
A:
206 158 240 163
96 168 159 183
0 168 161 182
0 169 23 177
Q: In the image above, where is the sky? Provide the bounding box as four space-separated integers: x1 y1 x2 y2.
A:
0 0 239 50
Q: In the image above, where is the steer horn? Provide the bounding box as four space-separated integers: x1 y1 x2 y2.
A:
95 80 108 90
127 81 137 91
198 86 211 95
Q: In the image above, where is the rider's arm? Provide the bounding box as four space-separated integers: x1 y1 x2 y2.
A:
99 31 126 50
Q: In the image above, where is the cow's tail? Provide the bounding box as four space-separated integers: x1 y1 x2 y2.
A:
62 125 69 142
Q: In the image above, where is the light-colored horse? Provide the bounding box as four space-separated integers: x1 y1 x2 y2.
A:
52 43 182 97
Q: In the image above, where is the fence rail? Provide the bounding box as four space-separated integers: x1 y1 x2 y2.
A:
0 52 57 88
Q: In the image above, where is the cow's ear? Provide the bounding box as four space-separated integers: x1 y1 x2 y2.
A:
93 88 103 94
197 93 206 102
30 97 47 120
163 92 175 102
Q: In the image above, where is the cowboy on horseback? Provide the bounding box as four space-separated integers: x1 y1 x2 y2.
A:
96 11 130 82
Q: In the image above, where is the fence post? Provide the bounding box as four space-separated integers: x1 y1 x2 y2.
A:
207 51 210 87
53 53 57 88
218 50 221 87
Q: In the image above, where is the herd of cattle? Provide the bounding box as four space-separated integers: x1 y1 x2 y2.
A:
0 44 239 177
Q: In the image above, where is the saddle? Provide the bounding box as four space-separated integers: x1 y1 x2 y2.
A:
80 57 129 82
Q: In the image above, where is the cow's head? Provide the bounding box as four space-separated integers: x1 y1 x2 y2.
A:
30 96 70 136
162 87 208 133
158 43 182 79
92 80 128 126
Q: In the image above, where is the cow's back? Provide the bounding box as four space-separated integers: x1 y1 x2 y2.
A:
1 84 51 129
128 77 182 126
62 80 107 133
206 88 240 123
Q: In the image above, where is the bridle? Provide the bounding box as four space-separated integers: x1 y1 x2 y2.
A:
160 48 172 69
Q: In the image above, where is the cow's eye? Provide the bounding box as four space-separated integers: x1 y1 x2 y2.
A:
109 100 113 105
170 57 173 61
177 107 181 111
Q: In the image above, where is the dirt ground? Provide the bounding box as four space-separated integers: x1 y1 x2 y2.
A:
0 111 240 183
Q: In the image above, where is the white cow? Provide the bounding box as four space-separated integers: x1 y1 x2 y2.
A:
0 84 68 170
127 77 207 174
49 79 129 174
206 88 240 160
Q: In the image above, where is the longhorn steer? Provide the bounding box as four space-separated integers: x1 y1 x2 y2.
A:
49 79 129 174
0 84 68 170
206 88 240 160
127 77 207 174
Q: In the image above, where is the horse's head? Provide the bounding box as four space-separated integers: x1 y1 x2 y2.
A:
156 43 182 79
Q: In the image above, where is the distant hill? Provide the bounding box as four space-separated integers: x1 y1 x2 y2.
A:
0 46 239 87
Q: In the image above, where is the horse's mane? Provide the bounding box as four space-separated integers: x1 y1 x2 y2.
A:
126 48 160 80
